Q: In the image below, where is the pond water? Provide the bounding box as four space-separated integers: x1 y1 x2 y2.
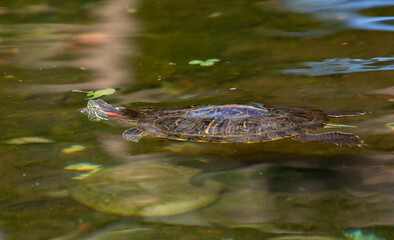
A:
0 0 393 239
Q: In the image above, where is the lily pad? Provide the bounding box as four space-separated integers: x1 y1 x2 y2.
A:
70 160 223 217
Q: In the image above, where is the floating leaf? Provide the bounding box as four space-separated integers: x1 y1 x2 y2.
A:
72 89 92 94
206 59 220 63
73 88 116 99
5 137 53 145
201 61 214 67
189 59 220 67
89 88 116 99
189 60 204 65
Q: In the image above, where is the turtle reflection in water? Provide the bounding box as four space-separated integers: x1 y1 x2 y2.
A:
81 99 365 147
70 160 223 217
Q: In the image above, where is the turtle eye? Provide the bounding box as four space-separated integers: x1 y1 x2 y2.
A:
92 105 100 110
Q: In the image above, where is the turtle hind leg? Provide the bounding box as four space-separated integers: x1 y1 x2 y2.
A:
122 127 144 142
293 132 365 147
326 110 365 118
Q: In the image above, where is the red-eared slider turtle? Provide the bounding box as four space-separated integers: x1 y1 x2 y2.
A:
81 99 365 147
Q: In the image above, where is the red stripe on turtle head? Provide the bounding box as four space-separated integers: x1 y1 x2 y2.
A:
101 110 127 118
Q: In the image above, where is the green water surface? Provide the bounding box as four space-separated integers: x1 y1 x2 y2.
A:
0 0 393 239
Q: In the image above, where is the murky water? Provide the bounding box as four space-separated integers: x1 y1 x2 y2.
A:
0 0 393 239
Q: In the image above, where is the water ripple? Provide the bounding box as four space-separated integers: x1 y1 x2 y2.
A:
279 0 394 31
283 57 394 76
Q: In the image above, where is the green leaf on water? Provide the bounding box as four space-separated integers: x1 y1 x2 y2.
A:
73 88 116 99
201 61 214 66
88 88 116 99
206 59 220 63
189 59 220 67
188 60 204 65
73 89 95 97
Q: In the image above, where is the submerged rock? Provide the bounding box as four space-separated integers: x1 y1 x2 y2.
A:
70 158 223 217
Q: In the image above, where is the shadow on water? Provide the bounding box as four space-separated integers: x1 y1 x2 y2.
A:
0 0 393 239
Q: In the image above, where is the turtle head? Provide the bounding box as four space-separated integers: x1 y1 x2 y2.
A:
81 99 138 122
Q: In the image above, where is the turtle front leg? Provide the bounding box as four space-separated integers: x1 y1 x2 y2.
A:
293 132 365 147
122 127 144 142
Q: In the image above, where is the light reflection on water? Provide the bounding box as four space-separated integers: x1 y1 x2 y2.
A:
283 57 394 76
277 0 394 31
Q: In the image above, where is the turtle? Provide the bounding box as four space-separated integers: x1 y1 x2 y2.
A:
81 99 365 147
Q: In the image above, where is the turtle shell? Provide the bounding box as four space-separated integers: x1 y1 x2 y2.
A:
142 104 329 143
